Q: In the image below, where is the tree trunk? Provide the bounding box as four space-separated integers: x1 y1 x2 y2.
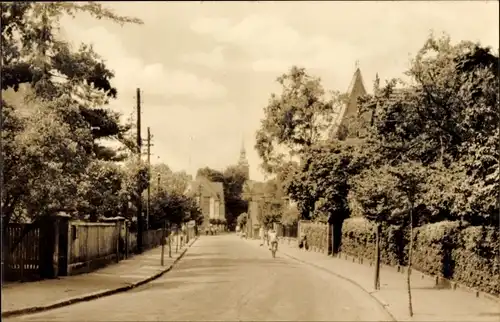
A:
374 223 381 290
407 204 414 317
331 223 335 256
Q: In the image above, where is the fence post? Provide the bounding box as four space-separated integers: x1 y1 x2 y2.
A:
168 223 172 258
161 220 166 266
58 215 71 276
116 217 125 262
39 213 71 279
125 220 130 259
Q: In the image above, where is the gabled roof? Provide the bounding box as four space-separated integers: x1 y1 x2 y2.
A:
210 181 224 201
347 68 367 97
330 67 368 138
189 176 224 200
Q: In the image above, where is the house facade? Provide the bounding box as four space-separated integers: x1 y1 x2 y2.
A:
242 180 269 239
188 176 225 229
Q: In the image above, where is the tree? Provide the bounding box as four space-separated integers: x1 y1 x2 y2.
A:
357 34 499 226
150 191 190 228
281 206 300 226
349 162 427 296
150 164 191 196
1 2 142 229
222 165 248 229
76 160 124 221
196 167 225 183
286 141 364 221
255 66 342 174
347 35 498 315
1 2 141 153
1 2 141 96
1 98 93 226
388 162 427 317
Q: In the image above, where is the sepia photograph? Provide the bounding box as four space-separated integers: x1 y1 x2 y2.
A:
1 1 499 321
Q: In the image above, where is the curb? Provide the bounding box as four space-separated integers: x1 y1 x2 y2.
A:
2 237 199 319
279 250 397 322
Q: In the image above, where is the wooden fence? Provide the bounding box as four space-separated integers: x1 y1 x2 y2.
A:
3 215 198 282
68 221 121 275
3 223 42 281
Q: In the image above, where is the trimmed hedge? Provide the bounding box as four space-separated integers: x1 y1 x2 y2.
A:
453 226 499 296
298 221 328 251
411 221 462 278
341 218 500 296
341 218 407 266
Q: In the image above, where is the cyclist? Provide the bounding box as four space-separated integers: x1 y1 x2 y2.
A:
268 228 278 252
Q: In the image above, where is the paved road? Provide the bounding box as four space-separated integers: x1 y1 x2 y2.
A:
7 235 393 321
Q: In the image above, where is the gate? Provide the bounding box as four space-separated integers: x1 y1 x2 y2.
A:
3 223 42 281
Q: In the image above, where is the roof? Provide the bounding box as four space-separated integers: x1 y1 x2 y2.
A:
244 180 266 195
211 181 224 202
346 68 367 97
330 67 368 138
189 176 224 200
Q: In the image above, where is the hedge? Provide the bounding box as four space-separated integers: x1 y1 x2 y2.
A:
453 226 499 296
411 221 463 278
341 218 407 266
298 221 328 252
341 218 500 296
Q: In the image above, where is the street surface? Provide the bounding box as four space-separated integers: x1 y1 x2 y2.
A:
7 234 393 321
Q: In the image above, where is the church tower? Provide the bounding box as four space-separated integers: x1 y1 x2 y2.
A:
238 138 250 180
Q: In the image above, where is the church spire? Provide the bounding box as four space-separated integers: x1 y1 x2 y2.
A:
239 138 246 161
238 137 250 179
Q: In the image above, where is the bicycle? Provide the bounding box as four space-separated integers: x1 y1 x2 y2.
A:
270 241 278 258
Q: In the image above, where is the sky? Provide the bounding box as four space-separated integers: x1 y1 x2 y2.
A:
59 1 499 182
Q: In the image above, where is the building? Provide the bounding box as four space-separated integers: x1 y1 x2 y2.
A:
242 180 266 238
330 65 411 141
188 176 225 229
330 64 369 140
237 139 250 180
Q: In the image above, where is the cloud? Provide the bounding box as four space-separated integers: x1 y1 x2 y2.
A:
180 46 226 69
189 3 499 74
188 14 359 73
61 23 227 100
134 102 247 174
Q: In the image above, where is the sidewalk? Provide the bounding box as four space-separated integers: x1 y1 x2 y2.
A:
260 239 500 322
2 237 198 318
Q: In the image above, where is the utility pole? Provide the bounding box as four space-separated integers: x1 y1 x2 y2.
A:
136 88 144 254
158 172 166 266
146 127 152 230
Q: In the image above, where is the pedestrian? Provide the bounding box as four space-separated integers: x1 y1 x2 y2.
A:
205 226 209 236
259 226 265 246
299 235 309 251
268 228 278 251
265 226 270 246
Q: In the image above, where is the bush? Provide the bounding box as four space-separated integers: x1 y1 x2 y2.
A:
341 217 374 259
341 218 407 266
342 218 499 296
453 226 499 296
412 221 463 278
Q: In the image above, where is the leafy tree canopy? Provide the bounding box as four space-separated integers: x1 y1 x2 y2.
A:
255 66 344 174
352 33 499 226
